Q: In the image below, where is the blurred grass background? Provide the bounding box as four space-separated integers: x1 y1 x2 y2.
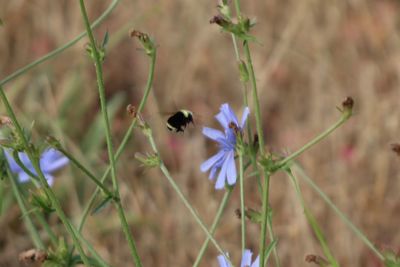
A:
1 0 400 266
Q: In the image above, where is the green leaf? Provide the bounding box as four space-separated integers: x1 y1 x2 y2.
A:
101 31 109 49
91 195 113 215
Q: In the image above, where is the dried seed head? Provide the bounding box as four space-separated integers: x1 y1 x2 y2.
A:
235 208 242 219
342 96 354 110
209 15 228 26
127 104 137 118
19 249 48 264
305 254 329 266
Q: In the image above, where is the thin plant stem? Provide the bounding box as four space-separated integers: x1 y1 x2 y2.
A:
34 211 58 246
57 147 114 197
266 215 281 267
0 86 91 266
293 164 385 261
287 170 339 267
239 153 246 252
78 1 142 266
193 188 233 267
259 171 271 267
243 42 265 155
78 40 156 233
70 221 111 267
277 114 351 168
228 2 278 265
0 0 121 87
6 166 45 249
145 130 233 266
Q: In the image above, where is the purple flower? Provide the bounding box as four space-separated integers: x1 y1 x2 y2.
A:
218 249 260 267
5 148 69 186
200 103 249 190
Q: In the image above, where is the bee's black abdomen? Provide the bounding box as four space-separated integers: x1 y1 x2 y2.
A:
166 110 193 133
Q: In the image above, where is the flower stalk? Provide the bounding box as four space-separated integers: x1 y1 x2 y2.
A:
78 0 142 265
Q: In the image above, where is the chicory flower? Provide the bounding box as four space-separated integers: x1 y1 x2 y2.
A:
200 103 249 189
5 148 69 186
218 249 260 267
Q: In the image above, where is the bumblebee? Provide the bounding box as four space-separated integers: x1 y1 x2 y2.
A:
166 110 194 133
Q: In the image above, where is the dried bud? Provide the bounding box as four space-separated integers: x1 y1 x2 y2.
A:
391 143 400 156
130 30 155 56
209 15 229 26
127 104 137 118
342 97 354 110
305 254 329 266
337 96 354 119
235 208 241 219
19 249 48 264
0 115 12 127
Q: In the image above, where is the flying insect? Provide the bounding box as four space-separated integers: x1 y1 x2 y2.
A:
166 110 194 133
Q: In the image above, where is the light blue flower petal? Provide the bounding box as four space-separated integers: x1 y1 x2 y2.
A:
40 149 69 173
215 112 229 129
44 173 55 186
18 172 31 183
220 103 239 126
18 152 34 170
217 254 230 267
215 153 230 189
4 150 22 173
241 249 253 267
240 107 250 129
202 127 225 141
226 151 237 185
200 150 225 172
242 249 255 267
251 255 260 267
209 166 218 180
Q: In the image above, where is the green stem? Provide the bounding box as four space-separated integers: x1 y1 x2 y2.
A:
239 153 246 252
293 164 385 261
6 166 45 249
70 221 111 267
287 170 339 267
58 147 114 198
243 42 265 155
0 87 91 266
78 1 142 265
259 171 270 267
78 0 117 191
34 211 58 246
192 188 233 267
277 114 350 168
145 131 232 266
78 36 156 233
0 0 121 87
266 214 281 267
